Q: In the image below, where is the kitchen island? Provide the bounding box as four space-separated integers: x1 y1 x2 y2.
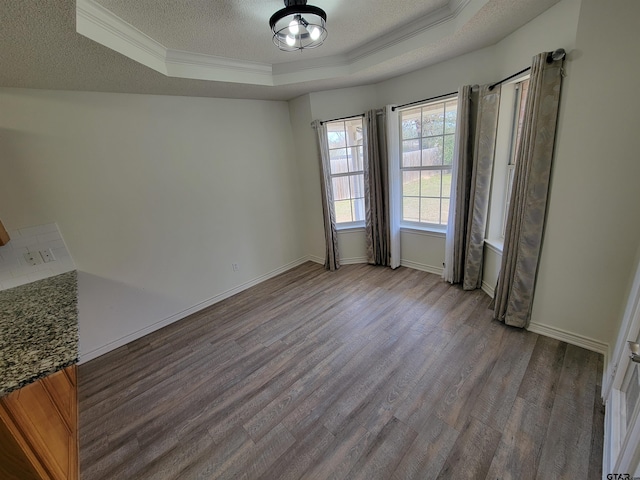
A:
0 271 79 480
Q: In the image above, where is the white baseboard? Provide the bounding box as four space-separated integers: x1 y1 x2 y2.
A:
308 255 324 265
481 281 495 298
480 284 607 361
79 256 314 363
80 254 608 371
400 259 443 276
341 256 368 265
527 321 609 357
304 255 367 266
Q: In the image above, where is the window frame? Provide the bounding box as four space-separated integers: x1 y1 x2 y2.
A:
502 77 530 237
398 95 458 233
325 116 366 229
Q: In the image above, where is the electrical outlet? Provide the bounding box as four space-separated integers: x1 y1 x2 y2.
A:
23 251 43 266
232 263 239 272
39 249 55 263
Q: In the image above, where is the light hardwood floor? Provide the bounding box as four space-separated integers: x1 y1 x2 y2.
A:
78 262 604 479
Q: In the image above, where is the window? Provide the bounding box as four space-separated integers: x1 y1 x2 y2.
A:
326 117 365 226
400 98 457 227
503 78 530 234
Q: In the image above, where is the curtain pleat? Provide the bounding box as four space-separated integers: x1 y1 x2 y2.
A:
462 85 501 290
444 85 500 289
444 86 475 284
492 52 564 328
364 110 390 266
313 120 340 271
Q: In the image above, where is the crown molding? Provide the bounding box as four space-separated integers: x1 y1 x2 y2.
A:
347 0 471 63
164 49 273 85
76 0 167 74
76 0 274 86
76 0 486 87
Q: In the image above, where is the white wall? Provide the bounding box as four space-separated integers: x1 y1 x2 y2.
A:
481 0 583 300
288 94 325 263
294 0 583 274
530 0 640 354
308 86 379 124
292 0 640 354
0 89 304 361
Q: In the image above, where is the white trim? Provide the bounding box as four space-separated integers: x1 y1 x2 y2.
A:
605 388 624 475
308 255 325 265
400 226 446 238
481 280 495 298
527 321 608 356
76 0 167 73
347 0 471 64
340 256 368 265
387 105 401 269
616 390 640 475
602 253 640 477
483 238 503 255
400 259 443 276
76 0 274 86
164 49 274 85
75 0 488 87
78 256 313 363
604 254 640 399
335 224 365 232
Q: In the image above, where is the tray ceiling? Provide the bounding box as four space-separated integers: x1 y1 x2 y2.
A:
0 0 561 100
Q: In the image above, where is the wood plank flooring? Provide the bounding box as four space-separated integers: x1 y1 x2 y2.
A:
78 262 604 479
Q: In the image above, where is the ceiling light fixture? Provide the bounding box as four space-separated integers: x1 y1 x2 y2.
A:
269 0 327 52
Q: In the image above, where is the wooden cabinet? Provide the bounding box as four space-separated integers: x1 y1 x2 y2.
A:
0 365 78 480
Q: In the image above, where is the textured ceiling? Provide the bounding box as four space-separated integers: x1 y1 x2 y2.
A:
93 0 451 64
0 0 561 101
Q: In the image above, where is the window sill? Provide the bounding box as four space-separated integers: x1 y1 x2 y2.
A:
335 224 451 237
336 224 365 232
400 225 446 237
484 238 504 254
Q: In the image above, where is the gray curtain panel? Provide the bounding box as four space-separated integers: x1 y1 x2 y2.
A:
444 85 476 284
364 110 391 266
462 85 502 290
492 52 564 328
313 120 340 271
444 85 500 289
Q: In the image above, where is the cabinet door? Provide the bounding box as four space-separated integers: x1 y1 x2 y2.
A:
41 366 77 437
0 366 78 480
0 411 45 480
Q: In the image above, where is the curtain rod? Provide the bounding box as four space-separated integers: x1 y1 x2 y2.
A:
319 113 365 125
392 91 457 112
488 66 531 91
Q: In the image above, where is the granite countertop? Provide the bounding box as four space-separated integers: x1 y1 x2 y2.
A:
0 271 78 397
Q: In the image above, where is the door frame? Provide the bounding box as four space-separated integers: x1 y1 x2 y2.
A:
603 253 640 476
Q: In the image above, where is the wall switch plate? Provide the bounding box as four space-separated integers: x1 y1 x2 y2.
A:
23 252 44 266
232 263 239 272
39 249 55 263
